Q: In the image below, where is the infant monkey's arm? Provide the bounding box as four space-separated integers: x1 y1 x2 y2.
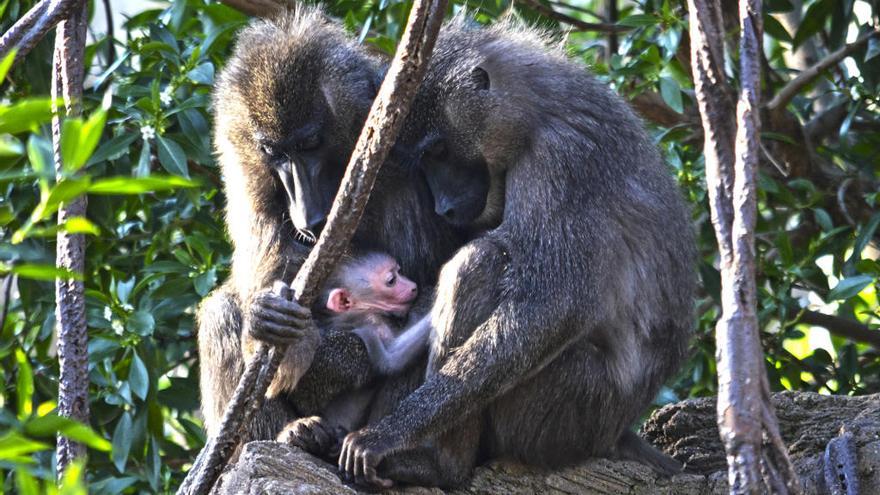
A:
354 314 431 376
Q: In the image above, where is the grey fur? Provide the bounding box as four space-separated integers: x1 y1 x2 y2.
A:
198 6 465 445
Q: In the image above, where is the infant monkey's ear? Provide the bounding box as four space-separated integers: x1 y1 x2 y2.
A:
326 288 352 313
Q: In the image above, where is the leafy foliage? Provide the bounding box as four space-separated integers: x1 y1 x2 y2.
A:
0 0 877 492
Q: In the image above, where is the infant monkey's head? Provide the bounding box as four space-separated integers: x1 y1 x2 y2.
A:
322 252 418 319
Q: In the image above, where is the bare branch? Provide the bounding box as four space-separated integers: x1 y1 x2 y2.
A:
796 310 880 348
52 0 90 480
0 0 80 66
688 0 737 259
217 0 293 17
630 91 692 128
766 30 879 112
516 0 629 33
177 1 449 493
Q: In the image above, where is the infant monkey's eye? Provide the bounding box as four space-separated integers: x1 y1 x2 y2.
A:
386 273 397 287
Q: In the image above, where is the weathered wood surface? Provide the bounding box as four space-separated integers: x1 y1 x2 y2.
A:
214 391 880 494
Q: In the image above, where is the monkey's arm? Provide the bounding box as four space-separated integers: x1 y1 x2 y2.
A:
289 330 378 415
354 315 431 376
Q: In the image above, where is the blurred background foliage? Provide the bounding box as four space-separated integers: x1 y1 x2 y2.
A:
0 0 877 492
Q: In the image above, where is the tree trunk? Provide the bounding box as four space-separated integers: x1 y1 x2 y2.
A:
51 0 89 480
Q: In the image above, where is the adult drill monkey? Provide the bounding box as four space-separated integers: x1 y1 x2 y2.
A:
199 6 464 443
337 18 697 488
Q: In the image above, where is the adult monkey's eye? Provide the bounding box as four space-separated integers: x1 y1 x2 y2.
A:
298 134 322 152
425 139 448 160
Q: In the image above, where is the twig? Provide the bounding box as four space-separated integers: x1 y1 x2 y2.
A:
796 309 880 348
217 0 293 17
177 1 449 493
516 0 628 33
102 0 114 65
0 0 80 65
548 1 602 19
766 31 879 111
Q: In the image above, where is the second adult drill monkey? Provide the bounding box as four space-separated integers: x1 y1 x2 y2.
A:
278 253 431 457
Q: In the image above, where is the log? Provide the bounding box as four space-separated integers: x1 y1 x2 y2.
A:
212 391 880 494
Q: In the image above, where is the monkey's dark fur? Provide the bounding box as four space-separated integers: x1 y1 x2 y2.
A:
198 7 464 444
337 18 696 488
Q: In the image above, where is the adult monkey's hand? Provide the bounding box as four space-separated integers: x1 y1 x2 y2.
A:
246 281 314 346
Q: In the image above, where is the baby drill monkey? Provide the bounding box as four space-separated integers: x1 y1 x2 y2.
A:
277 252 432 457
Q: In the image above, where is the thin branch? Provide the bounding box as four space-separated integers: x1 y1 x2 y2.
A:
796 310 880 348
0 0 80 65
177 1 449 493
766 30 879 111
548 1 602 19
102 0 114 65
629 91 691 128
217 0 293 17
516 0 629 33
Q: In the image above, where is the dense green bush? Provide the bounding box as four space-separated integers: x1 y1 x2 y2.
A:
0 0 877 492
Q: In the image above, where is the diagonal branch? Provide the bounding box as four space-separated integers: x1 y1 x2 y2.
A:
516 0 629 33
176 1 449 494
766 30 880 112
796 310 880 348
0 0 80 65
217 0 293 17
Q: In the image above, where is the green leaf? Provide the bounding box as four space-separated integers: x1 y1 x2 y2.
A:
88 175 198 194
15 469 39 495
15 348 34 419
129 351 150 400
659 77 683 113
0 98 56 134
9 264 83 281
111 412 133 472
69 107 108 172
866 36 880 62
87 133 138 166
128 311 155 337
155 135 189 177
618 14 657 27
187 62 215 85
194 268 217 296
0 49 16 82
793 0 832 49
60 117 83 171
62 216 101 236
764 14 792 42
117 277 135 304
24 414 112 451
827 275 874 301
0 134 24 157
26 134 53 180
0 431 51 459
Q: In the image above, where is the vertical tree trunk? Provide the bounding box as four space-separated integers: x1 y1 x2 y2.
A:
51 0 89 480
687 0 801 492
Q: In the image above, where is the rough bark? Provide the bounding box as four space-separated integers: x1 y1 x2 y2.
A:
178 2 449 493
0 0 81 65
51 0 89 480
213 392 880 494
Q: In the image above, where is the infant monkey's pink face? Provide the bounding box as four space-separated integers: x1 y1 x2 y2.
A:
369 259 418 317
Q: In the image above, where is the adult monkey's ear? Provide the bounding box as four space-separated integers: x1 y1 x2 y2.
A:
470 66 490 91
326 288 352 313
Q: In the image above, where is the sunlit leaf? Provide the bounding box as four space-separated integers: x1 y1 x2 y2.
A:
15 348 34 419
24 414 112 451
88 175 198 194
827 275 874 301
